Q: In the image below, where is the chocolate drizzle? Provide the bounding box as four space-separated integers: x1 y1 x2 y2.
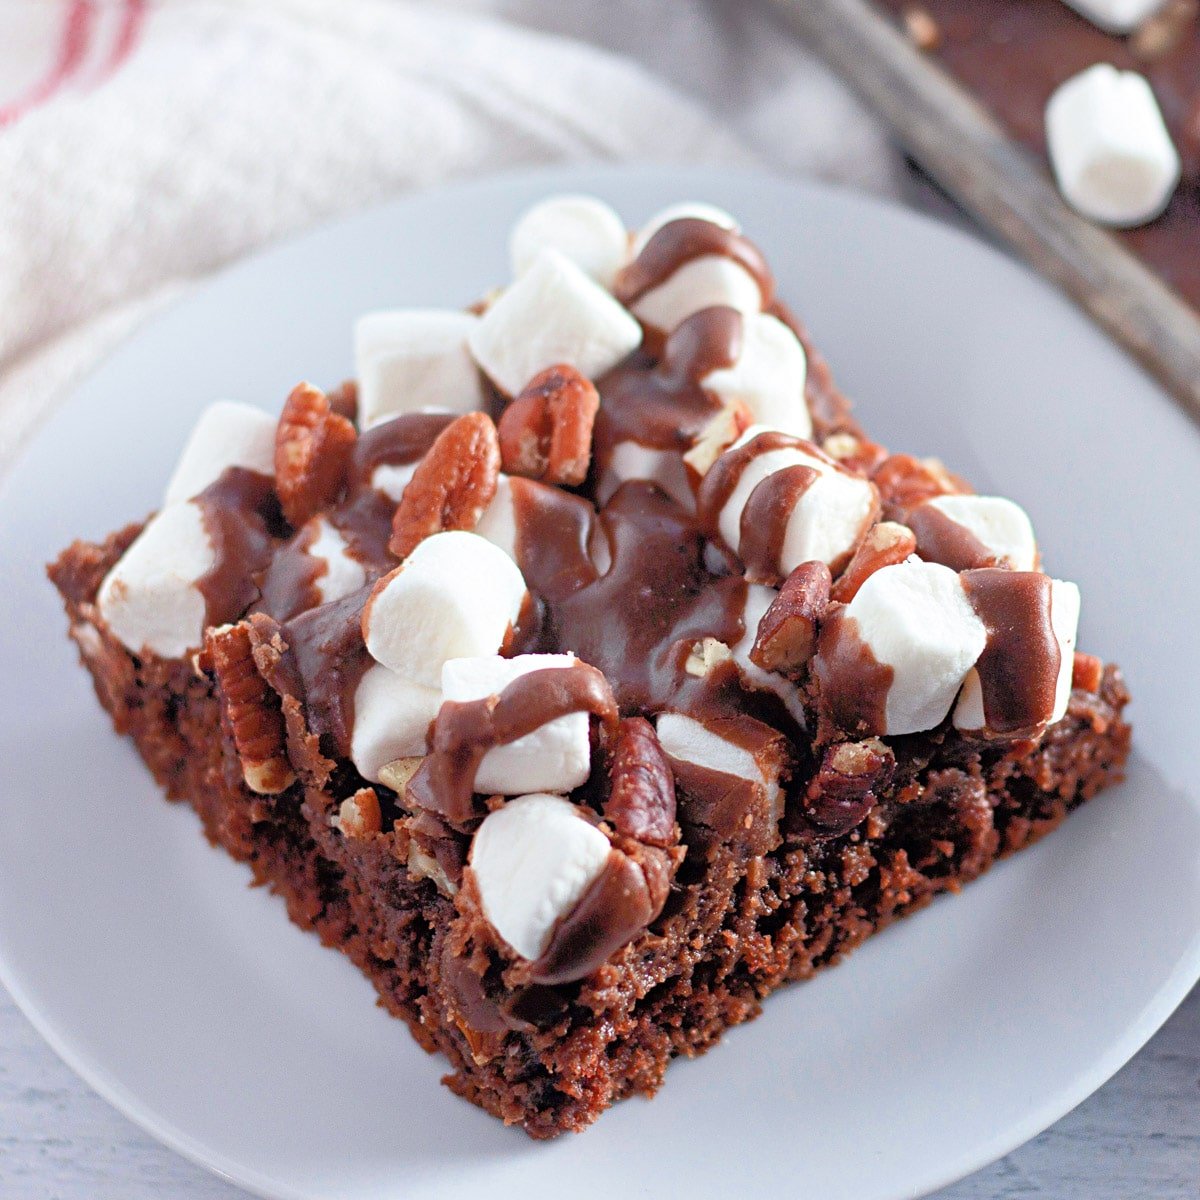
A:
738 464 821 584
193 468 281 630
259 521 329 622
908 502 996 572
409 664 619 828
961 569 1060 737
615 219 775 309
813 608 895 738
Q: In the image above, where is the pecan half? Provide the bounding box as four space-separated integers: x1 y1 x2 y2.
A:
497 364 600 487
275 382 357 528
830 521 917 604
389 411 501 559
205 622 293 794
750 560 832 675
604 716 677 847
871 453 968 518
801 738 895 838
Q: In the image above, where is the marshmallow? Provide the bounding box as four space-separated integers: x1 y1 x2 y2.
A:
370 461 419 504
474 474 519 560
913 494 1037 572
97 502 215 658
716 428 877 576
953 578 1082 733
840 560 987 736
1049 580 1082 723
468 249 643 396
442 654 592 795
1046 64 1181 228
598 441 695 511
700 313 811 442
470 792 612 961
1060 0 1167 33
362 531 527 688
350 663 441 784
631 202 739 258
355 310 486 428
509 194 629 290
164 401 276 505
305 518 367 606
632 257 763 338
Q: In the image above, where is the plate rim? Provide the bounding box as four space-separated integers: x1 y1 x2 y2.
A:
2 161 1198 1200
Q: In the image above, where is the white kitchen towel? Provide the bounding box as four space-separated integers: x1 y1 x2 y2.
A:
0 0 898 473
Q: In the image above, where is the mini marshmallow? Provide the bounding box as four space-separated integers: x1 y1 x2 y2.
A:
631 202 739 258
598 441 695 511
468 249 642 396
350 664 441 784
700 312 811 442
509 194 629 290
1060 0 1167 33
362 531 527 688
97 502 215 658
1046 64 1181 228
632 257 763 338
470 792 612 961
442 654 592 795
474 474 519 560
163 401 276 505
916 494 1037 572
717 428 877 575
370 461 419 503
844 560 987 736
355 310 486 428
953 578 1081 733
305 518 367 606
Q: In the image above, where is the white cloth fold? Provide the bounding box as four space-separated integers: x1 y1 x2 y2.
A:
0 0 898 474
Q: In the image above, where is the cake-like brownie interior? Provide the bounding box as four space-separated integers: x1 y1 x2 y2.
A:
50 197 1132 1136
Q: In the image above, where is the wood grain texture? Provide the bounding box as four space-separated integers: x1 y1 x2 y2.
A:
766 0 1200 426
1 983 1196 1198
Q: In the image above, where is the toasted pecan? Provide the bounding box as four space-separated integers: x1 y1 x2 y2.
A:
604 716 677 847
206 622 293 795
275 382 357 527
749 560 832 675
871 453 968 518
497 364 600 487
389 412 501 559
830 521 917 604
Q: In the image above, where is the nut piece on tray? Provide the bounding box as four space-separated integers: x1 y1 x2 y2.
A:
49 192 1131 1138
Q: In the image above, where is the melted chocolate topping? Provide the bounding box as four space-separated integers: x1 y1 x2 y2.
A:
961 569 1060 736
259 521 329 622
615 219 775 309
813 608 895 738
738 464 821 584
194 468 281 629
908 502 997 572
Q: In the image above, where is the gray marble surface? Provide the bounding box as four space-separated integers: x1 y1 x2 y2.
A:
1 981 1196 1199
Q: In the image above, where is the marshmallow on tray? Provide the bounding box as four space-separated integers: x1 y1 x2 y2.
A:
705 427 877 582
164 401 277 505
97 502 216 658
1046 64 1181 228
509 194 629 290
908 494 1037 572
362 530 528 688
817 559 987 737
442 653 592 795
468 249 643 396
355 310 487 428
1060 0 1168 33
351 663 441 784
470 792 612 962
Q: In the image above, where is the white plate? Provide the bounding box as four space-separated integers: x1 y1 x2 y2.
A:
1 166 1197 1200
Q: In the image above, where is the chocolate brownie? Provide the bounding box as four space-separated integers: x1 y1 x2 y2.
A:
50 196 1131 1136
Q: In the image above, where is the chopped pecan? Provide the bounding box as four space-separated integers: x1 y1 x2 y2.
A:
801 738 895 838
604 716 677 847
820 431 889 478
902 6 942 51
377 756 424 797
750 560 832 674
871 453 968 517
275 382 357 528
389 411 501 559
1130 0 1197 61
830 521 917 604
685 636 733 678
205 622 294 794
335 788 382 838
497 364 600 487
1071 651 1104 694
